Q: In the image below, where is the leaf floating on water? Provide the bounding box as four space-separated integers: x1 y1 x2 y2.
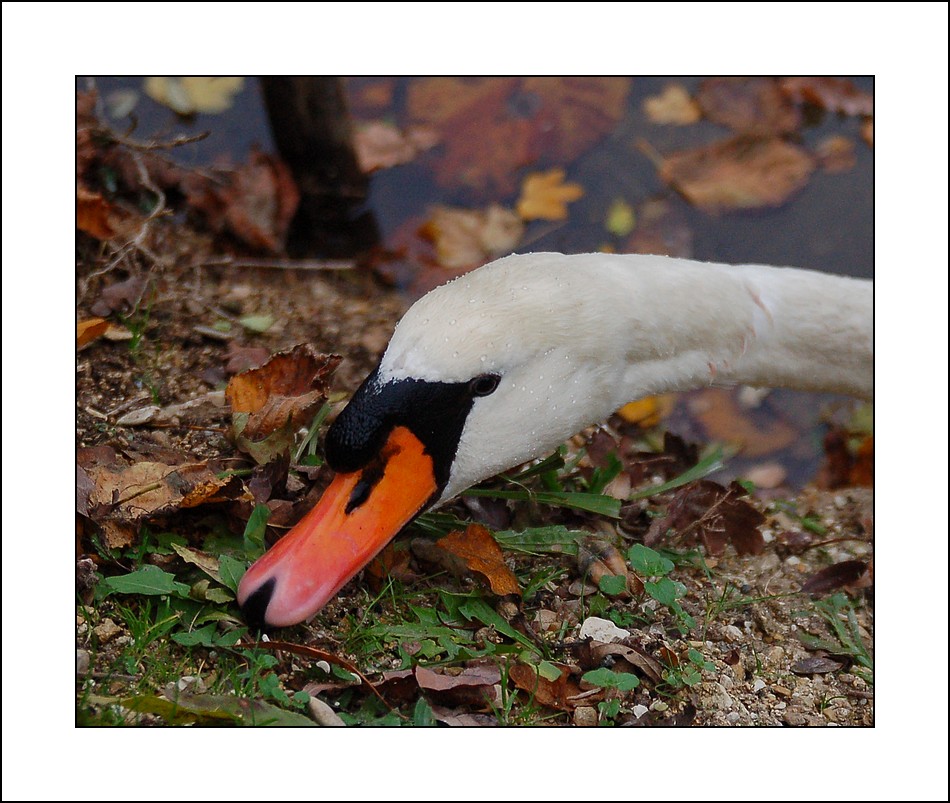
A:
420 205 523 270
516 169 584 221
658 136 815 213
779 77 873 117
144 77 244 115
696 77 800 135
354 121 440 173
643 84 701 125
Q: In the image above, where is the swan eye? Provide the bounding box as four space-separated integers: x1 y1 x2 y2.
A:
469 373 501 397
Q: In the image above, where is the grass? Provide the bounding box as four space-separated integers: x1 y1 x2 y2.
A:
77 418 872 726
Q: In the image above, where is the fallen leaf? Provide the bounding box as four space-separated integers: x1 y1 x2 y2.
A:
622 197 694 258
800 560 871 595
862 119 873 148
605 198 636 237
77 318 110 349
90 275 147 317
123 689 314 726
779 77 873 117
696 77 800 135
354 121 440 172
816 135 857 174
77 187 117 240
818 428 873 489
420 205 523 270
658 136 815 213
516 169 584 221
590 641 664 684
226 344 339 433
617 395 676 428
428 703 498 726
415 664 501 708
790 656 843 675
436 525 520 596
407 77 531 195
644 84 701 125
144 77 244 115
646 480 765 556
521 77 631 162
689 387 797 457
509 662 590 712
182 148 300 253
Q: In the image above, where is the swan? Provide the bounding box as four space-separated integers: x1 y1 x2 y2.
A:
238 251 873 627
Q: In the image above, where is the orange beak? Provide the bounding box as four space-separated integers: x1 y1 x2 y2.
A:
237 426 437 628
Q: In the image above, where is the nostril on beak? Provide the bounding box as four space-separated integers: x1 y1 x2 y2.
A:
240 577 277 631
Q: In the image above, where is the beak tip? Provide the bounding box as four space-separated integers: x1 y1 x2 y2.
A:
238 576 277 631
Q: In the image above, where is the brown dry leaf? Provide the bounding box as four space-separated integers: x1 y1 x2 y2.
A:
144 77 244 115
790 656 844 675
862 119 873 148
577 538 631 596
428 704 497 726
516 169 585 221
521 77 631 162
816 135 857 174
590 642 664 684
658 136 815 213
226 344 340 433
436 524 520 596
420 205 523 270
90 275 147 317
77 317 110 349
77 187 117 240
689 388 797 457
508 662 591 712
415 664 501 708
182 148 300 253
697 77 800 135
644 84 701 125
779 77 873 117
78 449 245 524
354 121 440 173
800 560 871 595
818 429 873 489
646 480 765 556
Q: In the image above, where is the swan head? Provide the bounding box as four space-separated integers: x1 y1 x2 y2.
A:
237 253 635 628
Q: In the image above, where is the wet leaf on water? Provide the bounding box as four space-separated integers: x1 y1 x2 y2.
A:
516 169 584 221
622 197 694 258
658 136 815 213
643 83 701 125
696 77 801 135
354 121 440 173
779 77 873 117
407 77 530 195
605 198 636 237
689 387 797 457
144 77 244 115
436 525 521 596
800 560 871 595
816 135 857 174
419 204 523 270
521 77 631 163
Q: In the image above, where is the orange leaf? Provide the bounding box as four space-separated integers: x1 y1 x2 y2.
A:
690 388 796 457
617 395 675 428
516 169 584 221
436 524 520 596
421 205 523 270
77 317 110 348
77 187 116 240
